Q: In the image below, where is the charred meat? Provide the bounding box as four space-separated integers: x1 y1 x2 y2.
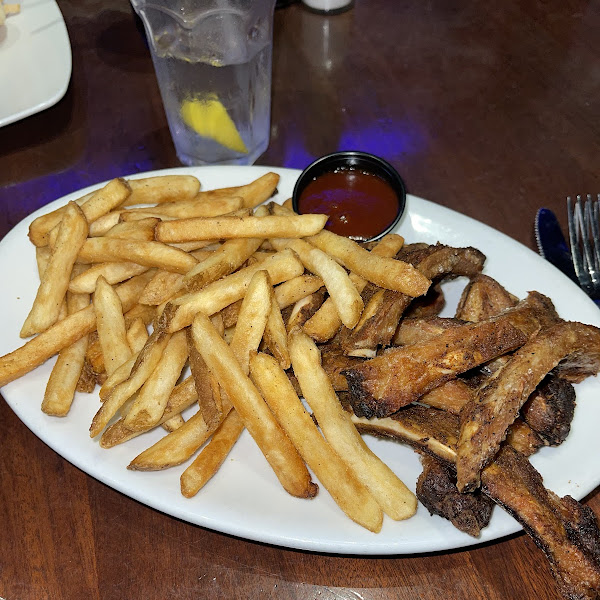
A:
457 321 600 492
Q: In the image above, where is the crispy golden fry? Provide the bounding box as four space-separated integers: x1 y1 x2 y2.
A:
163 248 304 332
162 414 185 432
308 229 430 297
180 409 245 497
0 271 156 387
41 286 91 416
69 262 148 294
98 349 138 400
124 303 156 327
89 329 171 437
21 202 89 337
126 317 149 353
187 328 222 428
264 295 291 369
191 312 317 498
122 175 200 206
303 234 404 342
93 276 132 376
28 179 130 247
139 270 185 305
182 237 263 293
128 409 215 470
271 238 363 329
229 270 273 374
125 195 243 219
87 211 121 237
103 217 159 241
155 214 327 244
100 376 198 448
250 352 383 532
289 330 417 520
273 274 324 309
195 172 279 209
123 330 188 431
76 238 197 274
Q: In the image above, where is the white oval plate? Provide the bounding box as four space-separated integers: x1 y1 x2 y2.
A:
0 0 72 127
1 165 599 555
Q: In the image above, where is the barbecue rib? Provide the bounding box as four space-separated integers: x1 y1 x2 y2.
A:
482 446 600 600
455 273 518 321
416 454 494 537
352 407 600 600
343 291 560 418
522 375 576 446
340 244 486 354
457 321 600 492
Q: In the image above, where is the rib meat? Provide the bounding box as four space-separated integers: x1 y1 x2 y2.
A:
482 446 600 600
340 244 486 354
352 407 600 600
416 454 494 537
343 291 560 418
455 273 518 321
457 321 600 492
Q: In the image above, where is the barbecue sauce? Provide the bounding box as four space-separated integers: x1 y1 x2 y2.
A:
297 168 400 241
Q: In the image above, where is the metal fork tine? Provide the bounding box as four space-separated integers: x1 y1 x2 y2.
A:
590 194 600 273
567 195 594 295
582 194 600 292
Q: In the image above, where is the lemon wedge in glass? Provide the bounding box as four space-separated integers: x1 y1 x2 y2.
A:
180 95 248 155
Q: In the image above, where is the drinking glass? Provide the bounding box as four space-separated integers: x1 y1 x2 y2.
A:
131 0 276 166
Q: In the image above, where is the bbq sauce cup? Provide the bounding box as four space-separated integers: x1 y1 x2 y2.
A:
292 151 406 242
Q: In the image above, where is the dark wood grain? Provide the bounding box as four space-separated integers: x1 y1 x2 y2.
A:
1 1 599 599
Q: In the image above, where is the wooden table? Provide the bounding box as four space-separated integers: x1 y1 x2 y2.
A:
1 1 599 599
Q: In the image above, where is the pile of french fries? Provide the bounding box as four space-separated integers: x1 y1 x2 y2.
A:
0 172 431 532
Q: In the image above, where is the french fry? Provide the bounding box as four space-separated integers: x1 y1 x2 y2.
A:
182 237 263 293
69 262 149 294
288 330 417 520
308 229 430 297
76 238 197 274
126 317 149 353
93 276 132 376
28 178 130 247
270 238 363 329
0 271 156 387
190 312 317 498
250 352 383 532
229 270 273 373
180 409 245 497
193 171 279 209
122 175 200 206
162 414 185 432
124 303 156 327
162 248 304 332
41 284 91 416
139 270 185 305
155 214 328 244
303 233 404 342
21 202 89 337
128 410 215 470
263 295 291 369
101 376 198 448
103 217 159 241
89 329 171 437
125 195 243 219
123 330 188 431
273 274 324 309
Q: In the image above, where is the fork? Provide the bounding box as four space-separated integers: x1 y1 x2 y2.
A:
567 194 600 299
